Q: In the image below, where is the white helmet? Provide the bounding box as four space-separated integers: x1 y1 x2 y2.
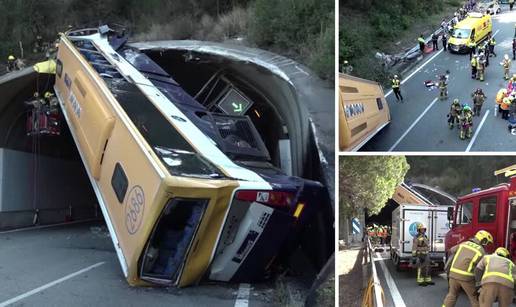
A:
394 75 398 79
505 54 510 60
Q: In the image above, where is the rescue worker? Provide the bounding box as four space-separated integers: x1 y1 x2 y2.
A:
6 55 16 72
502 54 511 80
496 88 508 117
508 74 516 92
432 33 439 51
43 91 54 105
488 36 497 57
411 223 434 286
483 44 490 67
448 99 462 129
475 247 516 307
460 105 474 140
512 38 516 61
442 230 493 307
477 53 486 81
472 89 486 117
342 60 353 74
513 39 516 60
392 75 403 102
469 39 477 60
471 55 478 79
418 35 426 53
442 32 448 51
439 74 448 100
502 96 512 120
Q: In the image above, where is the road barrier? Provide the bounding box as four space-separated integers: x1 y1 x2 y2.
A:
361 237 385 307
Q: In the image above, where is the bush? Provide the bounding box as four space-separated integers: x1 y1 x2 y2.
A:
248 0 334 79
308 14 335 81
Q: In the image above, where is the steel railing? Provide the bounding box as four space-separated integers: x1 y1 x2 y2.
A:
361 236 385 307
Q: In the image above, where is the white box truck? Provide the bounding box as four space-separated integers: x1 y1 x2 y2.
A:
390 204 453 271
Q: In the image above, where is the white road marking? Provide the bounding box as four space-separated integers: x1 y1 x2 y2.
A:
385 49 444 97
0 262 105 307
375 252 407 307
385 28 499 98
388 97 439 151
466 110 490 152
234 283 251 307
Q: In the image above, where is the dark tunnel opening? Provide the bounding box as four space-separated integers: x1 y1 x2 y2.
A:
142 49 286 171
0 71 97 229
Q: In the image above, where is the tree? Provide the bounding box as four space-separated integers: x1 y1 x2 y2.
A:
339 156 409 217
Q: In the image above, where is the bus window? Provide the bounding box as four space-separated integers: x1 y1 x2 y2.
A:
457 202 473 225
376 98 383 110
478 196 497 223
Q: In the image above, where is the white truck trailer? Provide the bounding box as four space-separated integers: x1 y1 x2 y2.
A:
390 204 453 271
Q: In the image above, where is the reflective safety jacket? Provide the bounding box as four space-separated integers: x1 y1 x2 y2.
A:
446 239 486 281
475 254 516 289
412 233 429 257
471 58 477 67
392 79 400 89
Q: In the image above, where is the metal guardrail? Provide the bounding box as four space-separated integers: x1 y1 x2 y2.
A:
361 236 384 307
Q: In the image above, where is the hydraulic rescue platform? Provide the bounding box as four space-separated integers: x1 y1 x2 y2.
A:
50 26 330 287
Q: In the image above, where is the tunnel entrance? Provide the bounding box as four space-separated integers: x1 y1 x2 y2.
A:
0 70 97 229
143 49 287 173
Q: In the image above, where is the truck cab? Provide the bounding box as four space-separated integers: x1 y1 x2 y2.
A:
445 175 516 260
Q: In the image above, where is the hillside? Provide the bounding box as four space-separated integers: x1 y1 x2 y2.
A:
0 0 333 79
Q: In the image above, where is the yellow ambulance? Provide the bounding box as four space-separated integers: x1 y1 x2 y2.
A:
448 12 492 53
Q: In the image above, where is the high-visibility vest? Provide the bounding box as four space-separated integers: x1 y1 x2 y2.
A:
481 255 514 287
418 37 425 44
449 241 484 280
392 79 400 88
468 41 476 48
489 39 496 46
502 98 511 110
471 58 477 66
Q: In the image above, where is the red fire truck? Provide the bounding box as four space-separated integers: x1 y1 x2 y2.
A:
445 165 516 259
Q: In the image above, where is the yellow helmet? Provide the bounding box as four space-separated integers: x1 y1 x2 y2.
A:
475 230 493 245
44 91 53 99
417 223 427 232
495 247 510 258
8 55 15 61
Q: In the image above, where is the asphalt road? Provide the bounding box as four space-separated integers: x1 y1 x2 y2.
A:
363 7 516 152
373 248 474 307
0 221 277 307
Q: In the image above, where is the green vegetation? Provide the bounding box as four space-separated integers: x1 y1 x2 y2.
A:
339 156 410 217
0 0 333 80
340 0 461 82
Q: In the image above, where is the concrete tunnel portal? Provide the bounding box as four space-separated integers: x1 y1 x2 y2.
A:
0 40 335 279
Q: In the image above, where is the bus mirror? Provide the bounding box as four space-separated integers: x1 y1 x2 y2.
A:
447 207 454 222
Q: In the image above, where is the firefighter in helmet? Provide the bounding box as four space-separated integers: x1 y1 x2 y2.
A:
448 99 462 129
411 223 434 286
442 230 493 307
460 105 474 140
7 55 16 72
475 247 516 307
439 74 448 100
472 88 486 117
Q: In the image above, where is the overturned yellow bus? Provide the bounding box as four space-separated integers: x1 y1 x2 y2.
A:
339 73 390 152
51 26 330 287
